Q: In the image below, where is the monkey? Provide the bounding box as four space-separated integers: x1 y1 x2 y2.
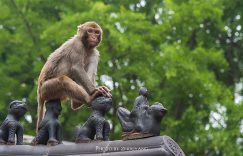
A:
36 21 112 131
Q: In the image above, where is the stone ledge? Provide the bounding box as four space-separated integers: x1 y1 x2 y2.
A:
0 136 185 156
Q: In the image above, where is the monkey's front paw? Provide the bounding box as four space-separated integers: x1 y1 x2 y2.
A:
7 139 15 145
47 138 59 146
95 86 112 97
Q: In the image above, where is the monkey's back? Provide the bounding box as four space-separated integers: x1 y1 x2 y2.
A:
38 36 83 85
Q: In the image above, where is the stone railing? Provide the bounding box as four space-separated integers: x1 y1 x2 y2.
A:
0 136 185 156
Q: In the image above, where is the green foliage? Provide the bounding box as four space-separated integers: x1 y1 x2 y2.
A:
0 0 242 155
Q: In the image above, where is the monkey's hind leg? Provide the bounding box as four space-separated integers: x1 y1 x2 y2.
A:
41 76 93 105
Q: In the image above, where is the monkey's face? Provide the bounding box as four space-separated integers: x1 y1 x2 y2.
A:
82 28 101 49
87 28 101 46
78 22 102 49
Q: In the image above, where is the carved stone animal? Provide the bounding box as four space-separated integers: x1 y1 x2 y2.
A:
75 96 112 143
135 103 167 135
117 88 167 140
118 103 167 134
0 100 27 145
31 100 62 146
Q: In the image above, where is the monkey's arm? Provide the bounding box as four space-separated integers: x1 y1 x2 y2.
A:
86 59 98 85
86 57 112 97
71 65 96 95
86 52 99 85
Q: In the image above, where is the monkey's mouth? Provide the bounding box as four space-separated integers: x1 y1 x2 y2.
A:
89 40 98 45
89 37 98 43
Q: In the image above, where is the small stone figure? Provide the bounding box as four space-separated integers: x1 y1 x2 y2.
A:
0 100 27 145
117 87 167 140
31 100 62 146
75 96 112 143
132 87 149 109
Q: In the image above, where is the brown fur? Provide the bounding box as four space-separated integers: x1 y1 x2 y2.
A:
37 21 102 132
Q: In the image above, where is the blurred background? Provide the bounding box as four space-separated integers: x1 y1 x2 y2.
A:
0 0 242 155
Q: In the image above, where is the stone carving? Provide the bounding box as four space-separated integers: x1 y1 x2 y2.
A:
163 136 185 156
133 87 149 109
75 96 112 143
117 87 167 140
0 100 27 145
31 100 62 146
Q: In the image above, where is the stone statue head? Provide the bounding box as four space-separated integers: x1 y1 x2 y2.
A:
148 102 167 118
91 96 112 113
138 87 149 97
9 100 27 119
45 100 62 117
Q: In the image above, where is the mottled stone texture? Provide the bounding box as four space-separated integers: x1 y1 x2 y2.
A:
75 96 112 143
0 100 27 145
31 100 62 146
117 87 167 139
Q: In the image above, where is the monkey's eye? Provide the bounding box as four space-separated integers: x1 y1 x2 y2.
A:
94 30 100 35
87 29 94 34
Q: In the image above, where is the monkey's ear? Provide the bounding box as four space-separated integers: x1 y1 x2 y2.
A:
77 25 84 35
77 25 83 31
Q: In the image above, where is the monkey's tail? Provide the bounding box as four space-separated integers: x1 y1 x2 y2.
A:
36 88 45 133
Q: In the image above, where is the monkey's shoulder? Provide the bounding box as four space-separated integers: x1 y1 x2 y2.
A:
48 36 80 56
92 49 100 56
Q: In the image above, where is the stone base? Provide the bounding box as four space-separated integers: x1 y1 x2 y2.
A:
122 132 154 140
75 138 103 144
0 136 185 156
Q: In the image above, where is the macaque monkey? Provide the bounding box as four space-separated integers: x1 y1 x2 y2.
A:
36 21 112 131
